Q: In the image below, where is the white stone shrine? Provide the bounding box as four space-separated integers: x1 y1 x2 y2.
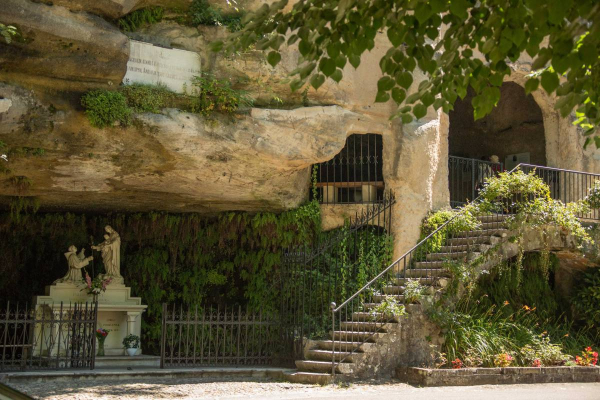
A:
123 40 201 93
33 227 147 356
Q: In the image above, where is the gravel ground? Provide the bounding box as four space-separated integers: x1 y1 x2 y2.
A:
9 377 600 400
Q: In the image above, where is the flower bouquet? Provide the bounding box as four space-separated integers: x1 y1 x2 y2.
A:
82 271 112 296
96 328 110 356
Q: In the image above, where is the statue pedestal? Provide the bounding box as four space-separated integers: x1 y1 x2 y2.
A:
33 281 147 356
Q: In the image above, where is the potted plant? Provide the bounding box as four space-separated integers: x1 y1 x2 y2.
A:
122 334 140 356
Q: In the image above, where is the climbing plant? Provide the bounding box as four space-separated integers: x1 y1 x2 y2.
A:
0 201 321 354
117 7 164 32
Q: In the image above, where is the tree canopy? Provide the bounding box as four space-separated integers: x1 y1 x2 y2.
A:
215 1 600 146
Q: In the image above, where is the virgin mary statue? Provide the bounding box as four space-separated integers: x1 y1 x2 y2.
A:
92 225 121 278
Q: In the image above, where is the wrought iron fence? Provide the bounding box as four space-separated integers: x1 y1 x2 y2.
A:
313 134 384 204
0 301 97 372
519 164 600 221
160 304 288 368
281 194 395 360
448 156 503 208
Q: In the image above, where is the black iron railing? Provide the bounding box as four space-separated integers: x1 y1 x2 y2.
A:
313 134 384 204
449 155 503 208
160 304 287 368
519 164 600 221
328 163 600 379
0 301 97 372
281 194 395 360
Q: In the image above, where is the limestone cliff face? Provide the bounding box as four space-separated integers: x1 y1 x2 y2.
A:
1 0 598 260
0 0 129 92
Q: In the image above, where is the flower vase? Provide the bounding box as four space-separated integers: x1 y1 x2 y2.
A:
97 338 106 356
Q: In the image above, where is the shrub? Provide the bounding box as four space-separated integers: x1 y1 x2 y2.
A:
369 295 406 320
586 180 600 209
118 7 164 32
81 90 132 128
189 0 244 32
120 83 175 113
572 268 600 328
404 279 427 304
191 73 253 116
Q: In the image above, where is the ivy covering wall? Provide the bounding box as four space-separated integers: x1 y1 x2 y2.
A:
0 202 320 354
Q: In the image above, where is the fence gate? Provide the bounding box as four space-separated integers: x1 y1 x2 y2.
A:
0 301 98 372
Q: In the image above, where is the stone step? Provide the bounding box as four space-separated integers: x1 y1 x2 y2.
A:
382 285 405 295
373 294 405 303
439 244 483 253
331 330 382 342
339 321 396 332
426 251 471 261
351 311 402 322
392 277 438 286
295 360 353 374
94 355 160 369
480 221 507 230
402 268 450 278
446 236 492 246
314 340 373 352
306 349 359 362
477 214 510 223
283 371 332 385
453 229 508 238
413 261 446 269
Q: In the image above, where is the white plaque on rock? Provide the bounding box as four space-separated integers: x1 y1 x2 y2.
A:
123 40 201 93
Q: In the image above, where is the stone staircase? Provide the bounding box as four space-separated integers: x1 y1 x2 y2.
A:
284 214 511 384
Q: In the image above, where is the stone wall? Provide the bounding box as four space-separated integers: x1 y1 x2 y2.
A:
397 366 600 386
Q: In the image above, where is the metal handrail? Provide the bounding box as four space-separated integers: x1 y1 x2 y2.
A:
329 162 600 377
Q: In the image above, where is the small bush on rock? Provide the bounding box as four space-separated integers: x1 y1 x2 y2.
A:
121 83 175 113
81 90 132 128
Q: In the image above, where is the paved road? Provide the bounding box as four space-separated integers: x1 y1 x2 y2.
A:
10 376 600 400
233 383 600 400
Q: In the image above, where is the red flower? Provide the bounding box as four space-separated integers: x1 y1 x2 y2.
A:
532 359 541 368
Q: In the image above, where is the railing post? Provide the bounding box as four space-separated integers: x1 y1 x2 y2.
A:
330 302 336 379
160 302 166 369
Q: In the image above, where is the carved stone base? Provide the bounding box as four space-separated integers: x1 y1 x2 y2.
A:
33 278 147 356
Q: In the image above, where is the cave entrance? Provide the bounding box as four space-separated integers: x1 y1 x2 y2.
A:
313 133 384 204
448 82 547 206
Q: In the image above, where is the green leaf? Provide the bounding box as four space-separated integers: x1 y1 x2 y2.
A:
298 62 316 79
532 48 552 70
387 27 405 47
395 71 413 89
290 79 305 92
579 43 598 65
349 54 361 68
524 78 539 94
335 55 347 69
299 40 312 56
391 87 406 104
330 69 343 83
267 51 281 67
319 57 337 77
541 71 559 94
377 76 395 91
375 91 390 103
413 104 427 119
401 113 413 124
415 3 433 24
310 74 326 90
449 0 469 20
